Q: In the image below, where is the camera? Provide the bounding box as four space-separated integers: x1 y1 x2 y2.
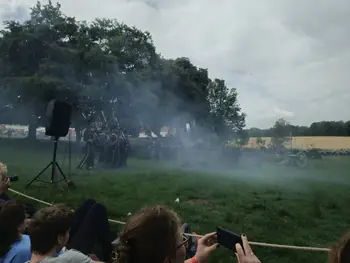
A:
8 175 19 182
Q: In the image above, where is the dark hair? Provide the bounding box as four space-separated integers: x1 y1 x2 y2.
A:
0 200 26 257
114 205 180 263
27 204 75 255
329 232 350 263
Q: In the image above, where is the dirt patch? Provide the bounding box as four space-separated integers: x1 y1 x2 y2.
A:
184 199 211 206
184 199 221 215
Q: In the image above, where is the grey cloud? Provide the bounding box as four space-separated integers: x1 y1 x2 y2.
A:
0 1 29 22
125 0 188 9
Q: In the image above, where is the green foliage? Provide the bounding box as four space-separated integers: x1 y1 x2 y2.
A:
248 120 350 137
256 136 265 146
207 79 246 140
0 1 246 140
271 118 290 147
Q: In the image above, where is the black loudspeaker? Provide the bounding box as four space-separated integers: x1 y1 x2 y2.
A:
45 99 72 137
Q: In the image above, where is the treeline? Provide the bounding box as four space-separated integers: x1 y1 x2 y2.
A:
248 120 350 137
0 1 245 140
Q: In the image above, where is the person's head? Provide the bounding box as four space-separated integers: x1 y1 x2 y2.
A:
27 205 75 255
115 205 188 263
0 200 26 257
0 162 7 178
329 232 350 263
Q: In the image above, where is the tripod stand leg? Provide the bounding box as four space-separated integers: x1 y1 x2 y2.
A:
26 137 76 190
55 162 76 189
25 162 53 189
54 162 67 179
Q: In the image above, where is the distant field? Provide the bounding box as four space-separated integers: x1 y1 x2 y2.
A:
247 136 350 150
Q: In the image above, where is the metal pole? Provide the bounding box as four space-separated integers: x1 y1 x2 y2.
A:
68 130 72 177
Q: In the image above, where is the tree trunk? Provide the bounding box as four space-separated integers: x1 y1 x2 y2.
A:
27 114 38 140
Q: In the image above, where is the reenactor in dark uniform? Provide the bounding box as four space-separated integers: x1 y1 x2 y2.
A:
119 130 130 167
77 128 96 170
151 138 161 160
77 110 130 170
109 133 120 167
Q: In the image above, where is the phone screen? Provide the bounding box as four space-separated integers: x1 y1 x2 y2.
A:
216 227 243 251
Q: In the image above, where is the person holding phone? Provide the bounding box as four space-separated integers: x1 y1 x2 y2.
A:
216 227 260 263
235 235 261 263
193 232 261 263
113 205 261 263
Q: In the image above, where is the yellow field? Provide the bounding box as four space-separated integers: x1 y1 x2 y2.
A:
247 136 350 150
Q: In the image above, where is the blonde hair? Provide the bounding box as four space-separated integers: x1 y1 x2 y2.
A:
0 162 8 181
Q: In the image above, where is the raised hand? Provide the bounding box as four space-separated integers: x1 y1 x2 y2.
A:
235 235 261 263
194 232 218 263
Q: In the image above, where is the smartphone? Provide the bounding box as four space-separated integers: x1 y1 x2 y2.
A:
216 227 243 251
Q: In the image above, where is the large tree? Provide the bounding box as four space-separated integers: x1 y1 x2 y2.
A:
0 1 246 142
207 78 246 139
0 1 85 139
270 118 290 147
248 120 350 137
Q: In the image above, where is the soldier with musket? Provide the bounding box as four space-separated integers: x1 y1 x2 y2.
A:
77 126 96 170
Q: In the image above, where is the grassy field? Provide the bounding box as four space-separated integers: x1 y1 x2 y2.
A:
1 138 350 263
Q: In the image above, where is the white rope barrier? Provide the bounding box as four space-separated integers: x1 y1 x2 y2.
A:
8 188 330 252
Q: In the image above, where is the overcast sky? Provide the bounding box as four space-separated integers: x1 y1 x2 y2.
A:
1 0 350 128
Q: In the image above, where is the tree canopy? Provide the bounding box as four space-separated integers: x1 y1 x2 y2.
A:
248 120 350 138
0 1 246 141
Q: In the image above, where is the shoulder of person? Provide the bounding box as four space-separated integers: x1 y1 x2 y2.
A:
15 234 31 248
60 249 96 263
11 250 31 263
8 237 31 263
21 235 31 243
8 234 31 254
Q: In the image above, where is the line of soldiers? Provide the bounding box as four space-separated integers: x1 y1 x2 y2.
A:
77 127 130 170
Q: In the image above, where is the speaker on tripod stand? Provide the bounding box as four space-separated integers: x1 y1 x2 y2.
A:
25 99 75 189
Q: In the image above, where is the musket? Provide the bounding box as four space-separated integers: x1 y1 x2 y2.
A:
100 110 108 126
111 111 120 130
81 112 88 120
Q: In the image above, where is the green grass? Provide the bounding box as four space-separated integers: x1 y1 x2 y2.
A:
1 138 350 263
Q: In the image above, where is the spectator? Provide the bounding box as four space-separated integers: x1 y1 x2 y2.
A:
27 201 112 263
114 205 218 263
66 199 113 261
0 162 36 217
114 205 261 263
0 200 31 263
329 232 350 263
0 162 10 201
235 235 261 263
